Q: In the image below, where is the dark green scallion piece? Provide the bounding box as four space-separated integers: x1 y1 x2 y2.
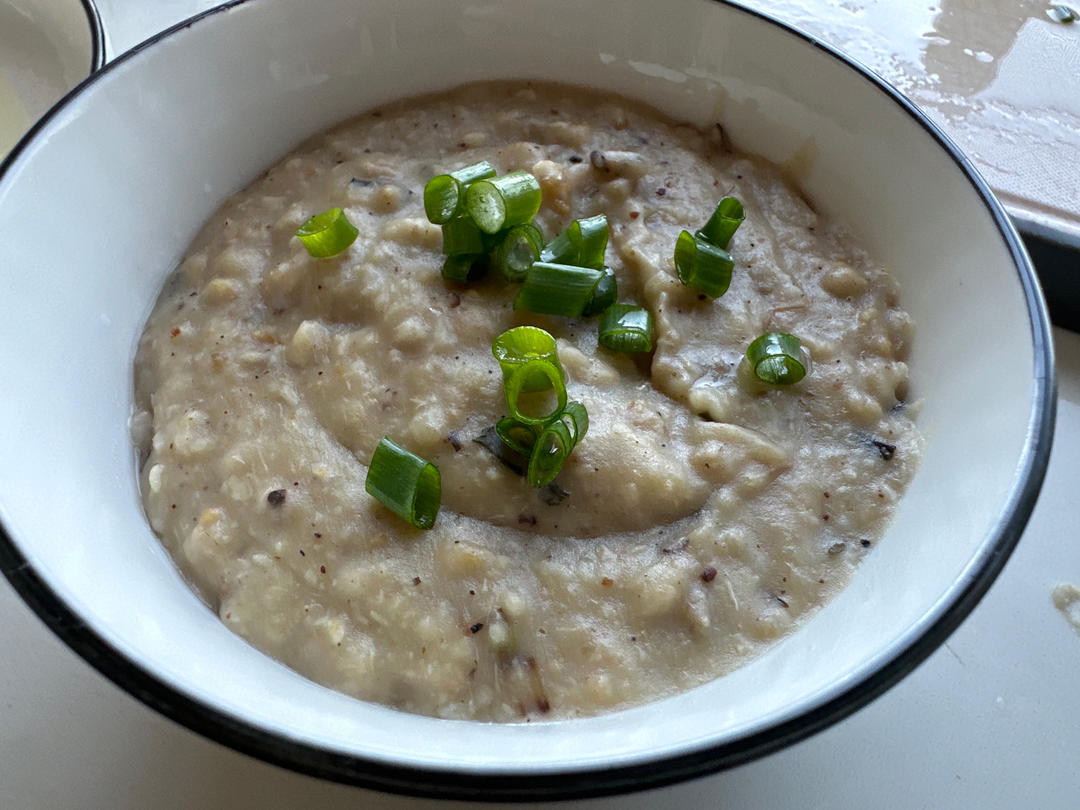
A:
493 222 544 282
581 268 617 317
514 262 605 318
540 214 609 269
423 161 496 224
496 416 540 456
524 401 587 488
527 419 575 488
746 332 810 385
365 437 441 529
598 304 654 353
674 230 734 298
441 254 486 283
466 170 542 234
697 196 745 249
441 216 485 256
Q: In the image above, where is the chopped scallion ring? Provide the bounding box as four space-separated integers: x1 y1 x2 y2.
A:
674 230 734 298
568 214 609 269
295 207 359 258
598 304 654 353
441 216 485 256
558 400 589 446
527 419 574 488
466 171 542 234
423 161 496 224
494 222 544 282
581 267 617 317
746 332 810 385
541 214 609 269
514 262 605 317
504 359 568 425
441 253 486 283
539 230 573 265
697 197 745 248
365 437 441 530
492 325 563 392
496 416 540 456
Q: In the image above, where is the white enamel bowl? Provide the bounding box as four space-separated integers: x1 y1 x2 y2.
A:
0 0 104 156
0 0 1054 800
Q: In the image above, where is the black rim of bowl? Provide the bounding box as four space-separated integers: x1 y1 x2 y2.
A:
0 0 1057 801
81 0 106 74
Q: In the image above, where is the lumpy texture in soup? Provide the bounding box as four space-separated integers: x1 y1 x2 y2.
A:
133 82 921 721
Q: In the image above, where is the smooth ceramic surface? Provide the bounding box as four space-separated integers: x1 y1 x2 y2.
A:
0 0 103 156
0 0 1054 799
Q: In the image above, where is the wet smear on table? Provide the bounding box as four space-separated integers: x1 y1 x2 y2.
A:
1051 584 1080 636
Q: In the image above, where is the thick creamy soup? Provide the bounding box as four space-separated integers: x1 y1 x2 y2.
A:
132 82 921 721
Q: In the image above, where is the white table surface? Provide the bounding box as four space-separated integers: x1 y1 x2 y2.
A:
4 2 1080 807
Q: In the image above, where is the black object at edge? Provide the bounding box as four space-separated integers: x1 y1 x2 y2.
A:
1023 233 1080 333
0 0 1058 801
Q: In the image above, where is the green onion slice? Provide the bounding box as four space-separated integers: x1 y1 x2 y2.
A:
527 419 574 488
541 214 609 269
365 437 441 530
697 197 745 249
539 230 574 265
442 253 486 283
466 171 542 234
494 222 544 282
557 400 589 446
581 267 617 317
423 161 496 224
674 230 734 298
504 359 568 425
441 216 486 256
496 416 540 456
514 262 605 317
598 304 654 353
492 325 564 393
568 214 609 269
295 207 359 258
746 332 810 385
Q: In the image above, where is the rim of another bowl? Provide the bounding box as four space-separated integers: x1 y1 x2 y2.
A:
81 0 107 75
0 0 1056 801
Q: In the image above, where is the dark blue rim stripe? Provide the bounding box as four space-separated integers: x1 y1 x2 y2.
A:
0 0 1057 801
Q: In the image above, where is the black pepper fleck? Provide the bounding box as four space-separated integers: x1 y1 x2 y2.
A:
267 489 287 506
871 440 897 460
469 623 484 634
